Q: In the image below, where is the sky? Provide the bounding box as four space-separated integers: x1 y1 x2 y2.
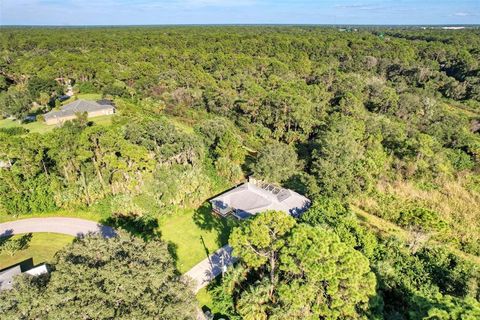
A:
1 0 479 26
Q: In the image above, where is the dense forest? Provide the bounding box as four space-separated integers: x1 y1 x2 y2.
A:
0 27 479 319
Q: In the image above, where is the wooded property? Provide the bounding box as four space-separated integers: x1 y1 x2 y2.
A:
0 25 479 319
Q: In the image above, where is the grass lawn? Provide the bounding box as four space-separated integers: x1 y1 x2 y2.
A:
159 205 236 273
0 118 56 134
62 93 103 104
0 114 114 135
0 233 74 270
196 287 213 308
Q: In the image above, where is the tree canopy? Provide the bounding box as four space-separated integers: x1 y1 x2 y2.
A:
220 211 376 319
0 235 196 319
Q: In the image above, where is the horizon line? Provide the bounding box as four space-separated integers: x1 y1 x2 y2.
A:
1 23 479 27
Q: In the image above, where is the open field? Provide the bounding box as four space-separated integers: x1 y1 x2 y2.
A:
0 233 74 270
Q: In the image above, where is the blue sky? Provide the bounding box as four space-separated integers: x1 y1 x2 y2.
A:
1 0 479 25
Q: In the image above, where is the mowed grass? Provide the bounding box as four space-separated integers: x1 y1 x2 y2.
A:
159 207 235 273
196 287 213 308
0 233 74 270
0 93 113 134
61 93 102 105
0 118 55 134
0 114 114 134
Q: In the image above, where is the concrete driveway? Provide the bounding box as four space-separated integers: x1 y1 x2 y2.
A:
184 244 236 293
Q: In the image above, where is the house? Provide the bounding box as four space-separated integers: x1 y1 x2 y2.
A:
0 262 49 291
210 177 311 219
0 265 21 290
43 99 115 125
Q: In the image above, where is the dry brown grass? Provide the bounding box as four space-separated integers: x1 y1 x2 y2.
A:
354 174 480 257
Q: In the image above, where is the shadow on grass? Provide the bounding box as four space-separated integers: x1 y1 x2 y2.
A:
193 203 238 246
0 232 33 256
101 214 160 241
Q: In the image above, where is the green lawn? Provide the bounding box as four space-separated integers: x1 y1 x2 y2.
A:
0 118 56 134
61 93 102 105
0 233 74 270
0 114 114 134
196 287 214 308
1 202 236 275
159 206 236 273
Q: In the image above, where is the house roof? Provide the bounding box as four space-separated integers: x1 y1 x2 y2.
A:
210 181 311 218
0 265 21 291
24 264 49 277
44 99 114 121
0 263 49 291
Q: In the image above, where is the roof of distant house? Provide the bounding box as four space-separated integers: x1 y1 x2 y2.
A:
210 179 310 219
44 99 114 121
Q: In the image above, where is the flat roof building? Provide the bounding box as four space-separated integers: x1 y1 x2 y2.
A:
210 177 311 219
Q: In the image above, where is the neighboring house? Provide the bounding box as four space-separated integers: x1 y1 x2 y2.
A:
0 263 49 291
210 177 311 219
43 99 115 125
0 265 21 291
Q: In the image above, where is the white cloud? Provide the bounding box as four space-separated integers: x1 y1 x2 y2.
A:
452 12 472 16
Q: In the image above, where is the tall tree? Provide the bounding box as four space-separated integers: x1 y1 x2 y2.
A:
251 141 298 183
222 211 376 319
0 235 196 319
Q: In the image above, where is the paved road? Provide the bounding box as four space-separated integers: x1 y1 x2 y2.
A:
0 217 116 238
0 217 233 293
184 244 237 293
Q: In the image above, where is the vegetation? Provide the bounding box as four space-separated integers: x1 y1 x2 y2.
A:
0 235 196 319
1 26 480 318
215 211 376 319
0 233 73 270
158 206 236 273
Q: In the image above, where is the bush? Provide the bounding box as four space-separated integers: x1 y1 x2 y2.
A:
398 207 443 232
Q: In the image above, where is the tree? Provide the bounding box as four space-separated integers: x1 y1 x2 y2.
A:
311 114 369 198
251 141 298 183
0 235 196 319
278 224 376 319
0 86 32 119
223 211 377 319
214 130 247 182
230 211 296 293
301 198 378 258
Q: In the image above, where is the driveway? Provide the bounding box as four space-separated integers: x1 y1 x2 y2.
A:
0 217 116 238
184 244 237 293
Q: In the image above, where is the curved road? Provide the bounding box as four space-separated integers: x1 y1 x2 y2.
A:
0 217 233 293
0 217 116 238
